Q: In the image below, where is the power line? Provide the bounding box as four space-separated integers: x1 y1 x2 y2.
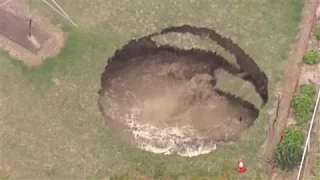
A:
41 0 78 27
51 0 70 20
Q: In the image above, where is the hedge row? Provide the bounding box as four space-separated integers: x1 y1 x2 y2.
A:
274 27 320 171
274 84 316 171
291 84 316 124
274 127 305 171
303 50 320 65
303 25 320 65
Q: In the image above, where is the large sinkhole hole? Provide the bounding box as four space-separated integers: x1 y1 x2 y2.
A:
99 25 269 157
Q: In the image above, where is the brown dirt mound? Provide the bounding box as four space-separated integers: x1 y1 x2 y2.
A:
98 25 269 156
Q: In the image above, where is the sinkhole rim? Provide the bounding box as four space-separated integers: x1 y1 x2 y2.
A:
98 24 269 156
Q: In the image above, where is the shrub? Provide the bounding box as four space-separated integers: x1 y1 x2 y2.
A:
303 50 320 65
281 126 305 145
315 26 320 40
291 84 316 124
274 127 305 171
291 93 312 123
300 84 316 97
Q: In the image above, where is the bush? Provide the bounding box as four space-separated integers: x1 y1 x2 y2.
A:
291 93 312 123
281 126 305 145
291 84 316 124
315 26 320 40
303 50 320 65
300 84 316 97
274 127 305 171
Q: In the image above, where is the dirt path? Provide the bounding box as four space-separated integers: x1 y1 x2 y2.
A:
262 0 319 179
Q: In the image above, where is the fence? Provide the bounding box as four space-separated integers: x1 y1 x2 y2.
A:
296 87 320 180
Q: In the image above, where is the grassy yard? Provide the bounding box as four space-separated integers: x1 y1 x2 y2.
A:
0 0 304 179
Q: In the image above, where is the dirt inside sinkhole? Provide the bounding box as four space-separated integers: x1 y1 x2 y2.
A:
99 25 269 157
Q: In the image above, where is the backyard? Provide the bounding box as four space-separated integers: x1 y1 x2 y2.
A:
0 0 305 179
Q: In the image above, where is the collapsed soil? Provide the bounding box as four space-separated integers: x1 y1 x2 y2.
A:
99 25 268 156
99 52 258 156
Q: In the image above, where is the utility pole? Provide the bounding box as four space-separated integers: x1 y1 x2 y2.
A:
28 0 32 37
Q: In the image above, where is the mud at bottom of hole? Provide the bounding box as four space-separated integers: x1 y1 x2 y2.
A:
100 69 258 156
118 106 238 157
99 68 258 156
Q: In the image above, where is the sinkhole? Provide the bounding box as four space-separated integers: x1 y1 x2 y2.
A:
98 25 269 157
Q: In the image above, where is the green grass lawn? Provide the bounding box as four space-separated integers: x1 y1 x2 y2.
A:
0 0 304 179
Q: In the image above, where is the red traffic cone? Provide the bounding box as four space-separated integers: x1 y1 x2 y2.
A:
237 159 246 173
